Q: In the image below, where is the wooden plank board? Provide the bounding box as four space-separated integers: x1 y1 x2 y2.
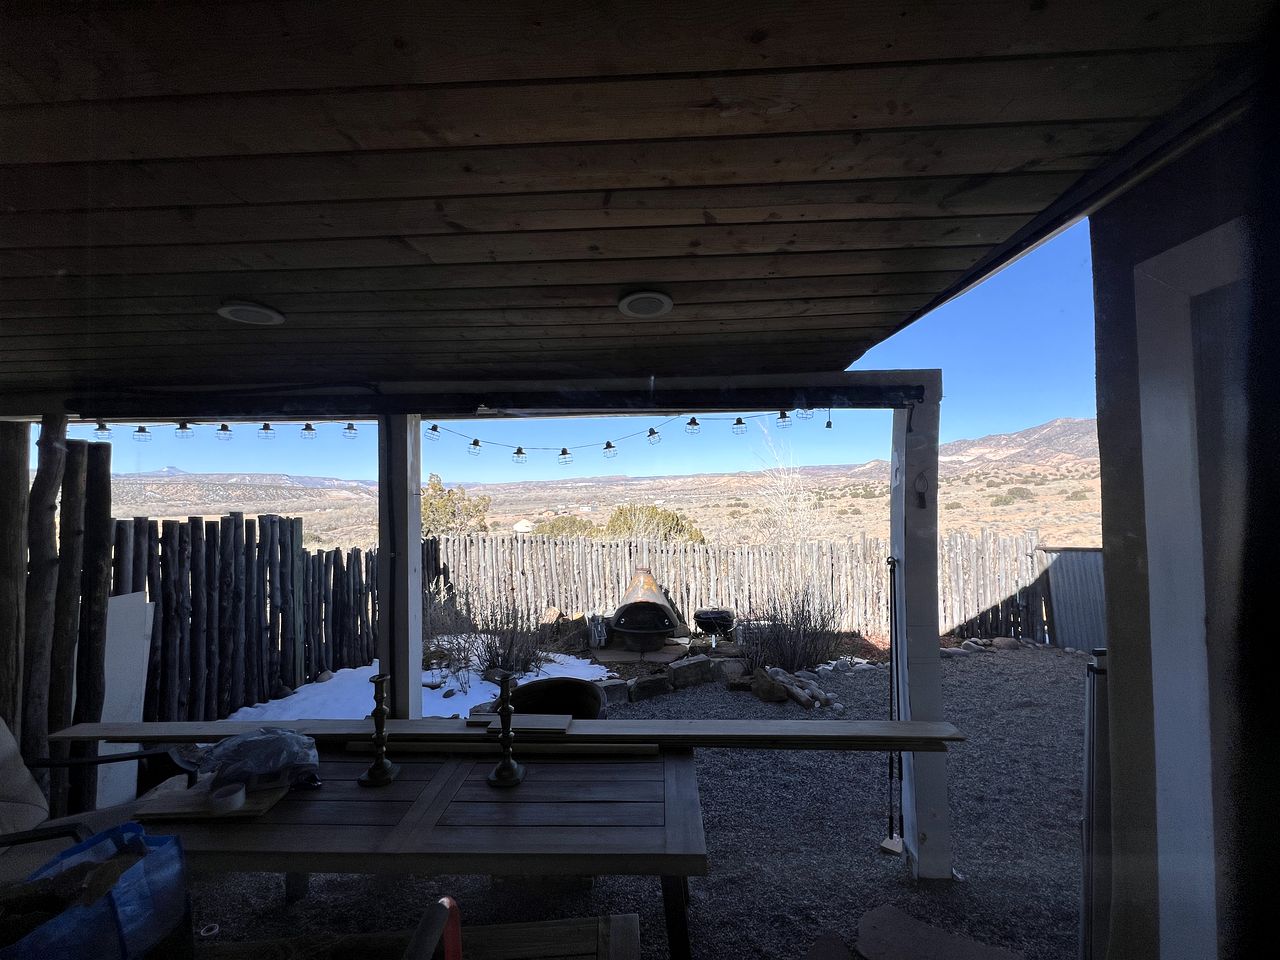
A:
452 780 665 803
0 124 1139 212
438 802 665 827
0 275 961 320
0 174 1081 248
0 52 1222 164
259 799 411 826
50 718 961 752
485 714 573 735
0 247 991 299
2 1 1259 104
0 217 1031 277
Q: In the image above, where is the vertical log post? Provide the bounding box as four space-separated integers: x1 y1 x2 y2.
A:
48 439 87 812
230 513 246 712
291 519 305 686
279 518 296 689
142 521 162 723
204 520 220 721
159 520 180 721
377 414 423 718
243 517 260 706
265 516 282 694
69 442 112 814
22 413 68 787
188 519 206 721
176 523 192 721
131 517 148 595
0 422 29 745
111 519 133 597
217 516 234 718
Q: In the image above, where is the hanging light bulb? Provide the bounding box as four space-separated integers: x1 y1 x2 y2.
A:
511 446 527 463
342 422 358 439
796 408 814 420
602 441 618 459
300 422 317 440
93 420 111 440
216 423 233 441
731 417 747 435
825 410 833 429
257 422 276 440
558 447 574 465
647 427 661 445
132 425 151 443
468 439 481 456
776 410 792 429
684 417 701 435
174 421 194 439
425 423 441 441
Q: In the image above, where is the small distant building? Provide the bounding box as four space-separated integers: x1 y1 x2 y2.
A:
511 519 535 534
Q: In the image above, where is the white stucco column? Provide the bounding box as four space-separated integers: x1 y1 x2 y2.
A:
376 414 423 719
890 375 952 878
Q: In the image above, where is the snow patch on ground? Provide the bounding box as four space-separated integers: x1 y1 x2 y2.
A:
226 653 609 721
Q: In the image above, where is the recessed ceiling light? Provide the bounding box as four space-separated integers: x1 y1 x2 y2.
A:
216 300 286 325
618 290 673 318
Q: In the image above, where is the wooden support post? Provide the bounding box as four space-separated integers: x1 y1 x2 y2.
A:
279 518 296 688
889 375 951 879
49 440 87 746
69 442 111 814
189 519 206 721
0 422 28 739
111 520 133 597
22 414 67 787
377 414 423 719
265 516 282 692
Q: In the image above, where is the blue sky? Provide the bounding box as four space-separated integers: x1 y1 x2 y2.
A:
58 220 1097 484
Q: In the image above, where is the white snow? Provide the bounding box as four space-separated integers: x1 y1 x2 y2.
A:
226 653 610 722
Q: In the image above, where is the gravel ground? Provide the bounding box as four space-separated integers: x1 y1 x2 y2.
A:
191 647 1085 959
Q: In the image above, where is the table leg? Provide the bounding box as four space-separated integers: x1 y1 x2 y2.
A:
661 875 691 960
284 872 310 905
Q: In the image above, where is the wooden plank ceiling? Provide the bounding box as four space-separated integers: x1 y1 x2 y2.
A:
0 0 1268 411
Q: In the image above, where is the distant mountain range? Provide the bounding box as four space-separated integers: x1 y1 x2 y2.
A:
105 418 1100 548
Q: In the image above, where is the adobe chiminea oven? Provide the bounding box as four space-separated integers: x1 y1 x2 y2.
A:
607 567 690 652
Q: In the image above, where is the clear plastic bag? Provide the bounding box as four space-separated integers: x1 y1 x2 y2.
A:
195 727 320 792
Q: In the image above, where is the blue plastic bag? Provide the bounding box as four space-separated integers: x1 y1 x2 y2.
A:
0 823 188 960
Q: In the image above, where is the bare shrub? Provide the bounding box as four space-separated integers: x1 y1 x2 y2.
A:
740 583 843 673
422 579 545 691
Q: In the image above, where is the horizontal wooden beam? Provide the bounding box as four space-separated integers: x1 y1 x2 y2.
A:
0 123 1138 211
0 51 1220 164
49 370 940 420
50 716 962 751
0 174 1079 248
3 0 1258 104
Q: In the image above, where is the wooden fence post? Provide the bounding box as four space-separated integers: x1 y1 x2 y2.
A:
188 519 206 720
0 421 28 739
203 520 220 721
217 516 234 718
111 519 133 597
159 520 180 721
48 438 87 804
230 513 246 713
68 442 111 814
22 413 67 786
242 517 259 706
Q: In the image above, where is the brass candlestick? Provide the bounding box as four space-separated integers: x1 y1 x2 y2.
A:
486 670 525 788
358 673 400 787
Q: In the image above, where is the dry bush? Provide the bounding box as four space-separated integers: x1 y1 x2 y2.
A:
422 579 545 690
740 583 843 673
